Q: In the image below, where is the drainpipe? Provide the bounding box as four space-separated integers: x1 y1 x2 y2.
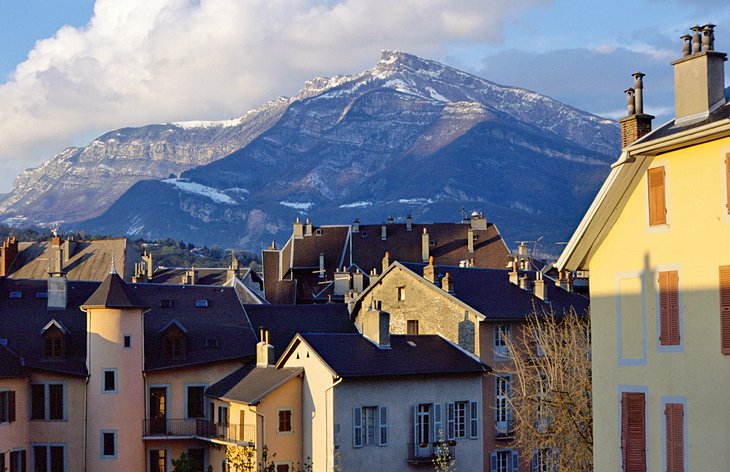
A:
324 377 343 471
254 409 266 453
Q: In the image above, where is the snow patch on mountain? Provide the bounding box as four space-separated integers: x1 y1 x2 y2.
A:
170 118 242 130
280 201 313 210
162 178 236 204
339 201 373 208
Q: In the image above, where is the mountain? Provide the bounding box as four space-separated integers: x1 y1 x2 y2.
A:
8 51 621 256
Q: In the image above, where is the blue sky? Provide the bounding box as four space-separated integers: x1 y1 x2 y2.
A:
0 0 729 192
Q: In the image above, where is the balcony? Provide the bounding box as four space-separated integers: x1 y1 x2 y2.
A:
143 418 255 445
406 441 456 465
495 420 514 440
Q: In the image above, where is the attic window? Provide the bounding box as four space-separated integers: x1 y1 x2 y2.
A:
8 291 21 299
407 340 417 347
159 299 173 308
361 231 368 238
164 331 186 360
473 234 480 241
195 299 209 308
315 229 323 236
205 339 220 348
36 292 48 299
429 240 436 247
43 327 65 359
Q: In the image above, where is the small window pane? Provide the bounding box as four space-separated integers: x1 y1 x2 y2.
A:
31 384 45 419
187 387 205 419
278 410 292 432
123 336 132 348
103 432 116 457
104 371 116 392
49 384 64 420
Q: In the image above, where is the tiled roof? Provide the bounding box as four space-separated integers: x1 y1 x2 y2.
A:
82 272 148 309
0 344 28 378
244 304 358 360
8 238 140 281
400 262 588 320
206 364 302 404
292 333 488 378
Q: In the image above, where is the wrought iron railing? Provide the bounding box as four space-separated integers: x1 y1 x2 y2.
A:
406 441 456 465
143 418 255 444
495 419 514 438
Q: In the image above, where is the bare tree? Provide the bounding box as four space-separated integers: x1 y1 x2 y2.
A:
498 307 592 471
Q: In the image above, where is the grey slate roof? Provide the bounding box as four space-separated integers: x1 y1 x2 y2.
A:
0 344 28 378
206 365 302 404
293 333 488 378
400 262 588 320
244 304 358 361
648 100 730 141
82 272 148 309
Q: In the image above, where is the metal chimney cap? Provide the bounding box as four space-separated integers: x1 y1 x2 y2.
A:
632 71 645 79
624 87 635 95
702 23 716 30
691 25 703 31
680 34 692 40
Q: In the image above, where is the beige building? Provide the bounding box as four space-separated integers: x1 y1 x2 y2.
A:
558 24 729 472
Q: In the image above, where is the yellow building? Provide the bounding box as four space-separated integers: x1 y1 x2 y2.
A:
558 24 729 472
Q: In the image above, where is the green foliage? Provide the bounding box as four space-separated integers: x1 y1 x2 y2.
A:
133 237 259 269
172 451 203 472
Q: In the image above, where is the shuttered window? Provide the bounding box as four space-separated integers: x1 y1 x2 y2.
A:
658 271 680 346
719 266 730 354
621 392 646 472
665 403 684 472
647 166 667 226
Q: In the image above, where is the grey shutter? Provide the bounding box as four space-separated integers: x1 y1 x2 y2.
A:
433 403 442 442
469 401 478 438
490 452 497 472
378 406 387 446
511 450 519 472
353 407 362 448
446 402 455 440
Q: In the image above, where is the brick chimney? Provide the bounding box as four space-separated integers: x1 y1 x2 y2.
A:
619 72 654 148
0 236 18 277
423 256 437 284
382 251 390 274
421 228 430 262
672 24 727 122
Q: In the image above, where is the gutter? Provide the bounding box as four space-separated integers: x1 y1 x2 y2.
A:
324 377 342 471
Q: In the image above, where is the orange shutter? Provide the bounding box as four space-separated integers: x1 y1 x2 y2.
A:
719 266 730 354
665 403 684 472
659 271 680 345
621 392 646 472
648 167 666 226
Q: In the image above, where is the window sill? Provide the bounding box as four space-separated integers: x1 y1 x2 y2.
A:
647 223 669 234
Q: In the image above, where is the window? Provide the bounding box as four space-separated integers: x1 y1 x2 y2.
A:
187 386 206 419
536 373 549 431
407 320 419 335
531 448 558 472
31 384 64 421
353 405 387 447
159 299 173 308
315 229 323 236
647 166 667 226
278 409 292 433
101 431 116 459
0 390 16 423
9 291 22 299
665 402 684 472
195 299 209 308
150 449 167 472
218 406 228 426
495 376 511 435
414 403 441 446
490 450 518 472
43 329 65 359
32 445 64 472
102 369 117 394
494 325 510 359
719 265 730 354
9 450 26 472
446 400 478 440
658 270 680 346
123 335 132 349
621 392 646 472
397 287 406 301
164 331 186 359
276 464 290 472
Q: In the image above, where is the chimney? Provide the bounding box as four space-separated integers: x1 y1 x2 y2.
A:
672 24 726 122
333 267 351 296
423 256 437 284
381 225 387 240
184 267 197 285
555 270 573 292
352 218 360 233
0 236 18 277
143 250 153 279
619 72 655 148
352 269 364 294
381 252 390 274
442 272 454 293
47 274 68 310
62 238 76 265
304 218 313 237
467 227 475 253
519 274 533 292
362 302 390 348
387 215 394 224
534 271 549 301
293 217 304 239
421 228 430 262
517 242 529 270
369 268 380 285
319 253 325 279
470 211 487 230
227 253 240 283
256 327 275 367
406 215 413 231
509 256 520 285
49 236 64 277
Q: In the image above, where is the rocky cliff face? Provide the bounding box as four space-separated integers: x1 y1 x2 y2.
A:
74 51 620 256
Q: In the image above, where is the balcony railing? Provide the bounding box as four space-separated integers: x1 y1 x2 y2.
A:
495 420 514 439
406 441 456 465
143 418 255 444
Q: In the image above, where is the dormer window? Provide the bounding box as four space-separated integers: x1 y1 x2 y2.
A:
195 299 208 308
42 320 68 359
8 291 21 299
159 320 188 360
315 228 323 236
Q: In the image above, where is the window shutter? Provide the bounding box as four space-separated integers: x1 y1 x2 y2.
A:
659 271 680 345
353 407 362 448
665 403 684 472
511 450 519 472
8 390 15 423
621 392 646 472
433 403 442 441
648 166 666 226
469 401 479 438
21 450 27 472
720 266 730 354
531 451 538 472
490 452 497 472
378 406 387 446
446 402 455 440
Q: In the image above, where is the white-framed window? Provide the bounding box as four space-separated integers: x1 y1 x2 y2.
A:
31 444 65 472
490 449 519 472
531 448 558 472
494 325 511 359
0 389 16 423
353 405 387 447
149 449 167 472
495 375 511 435
102 369 118 394
100 430 117 459
30 383 65 421
8 449 25 472
446 400 478 440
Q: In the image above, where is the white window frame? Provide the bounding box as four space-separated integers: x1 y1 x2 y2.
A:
102 368 118 394
490 449 519 472
100 430 117 459
353 405 387 448
495 375 511 435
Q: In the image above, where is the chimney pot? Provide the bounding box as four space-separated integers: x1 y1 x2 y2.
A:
256 328 275 367
625 88 636 115
691 25 703 53
681 34 693 56
406 215 413 231
467 227 475 253
632 72 645 114
352 218 360 233
703 24 716 51
387 215 394 224
423 256 437 283
421 228 430 262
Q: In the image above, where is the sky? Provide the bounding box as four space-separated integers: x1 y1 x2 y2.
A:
0 0 729 192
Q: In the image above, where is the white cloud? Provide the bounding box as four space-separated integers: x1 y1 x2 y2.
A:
0 0 544 191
